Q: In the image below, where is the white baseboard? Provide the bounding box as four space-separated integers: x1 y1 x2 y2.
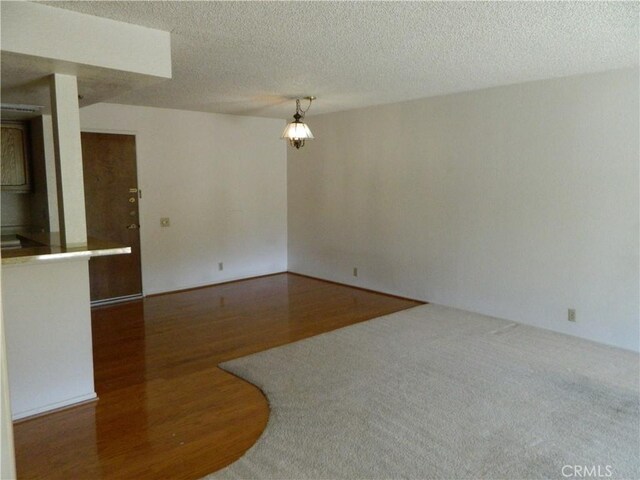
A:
144 270 287 297
12 392 97 421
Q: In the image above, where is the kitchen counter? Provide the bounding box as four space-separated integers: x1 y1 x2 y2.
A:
1 232 130 265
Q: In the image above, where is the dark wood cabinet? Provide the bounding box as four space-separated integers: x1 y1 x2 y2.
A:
1 121 31 192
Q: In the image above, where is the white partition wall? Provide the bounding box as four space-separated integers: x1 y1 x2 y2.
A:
2 260 95 420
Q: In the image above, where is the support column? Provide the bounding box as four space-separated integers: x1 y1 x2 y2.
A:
49 74 87 246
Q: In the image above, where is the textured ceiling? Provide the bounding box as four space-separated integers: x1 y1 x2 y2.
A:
39 1 639 119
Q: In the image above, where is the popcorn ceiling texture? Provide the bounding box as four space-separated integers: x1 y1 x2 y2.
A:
44 1 638 118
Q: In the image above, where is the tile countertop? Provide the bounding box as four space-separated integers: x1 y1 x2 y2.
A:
1 232 131 265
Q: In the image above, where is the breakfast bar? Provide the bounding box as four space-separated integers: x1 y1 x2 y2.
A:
2 235 130 420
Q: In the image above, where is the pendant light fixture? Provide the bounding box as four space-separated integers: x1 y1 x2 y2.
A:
281 96 315 149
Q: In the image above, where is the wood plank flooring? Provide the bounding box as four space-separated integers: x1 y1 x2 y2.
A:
13 273 422 479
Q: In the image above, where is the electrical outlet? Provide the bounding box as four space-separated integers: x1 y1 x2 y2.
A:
568 309 576 322
160 217 170 227
218 262 224 271
353 267 358 277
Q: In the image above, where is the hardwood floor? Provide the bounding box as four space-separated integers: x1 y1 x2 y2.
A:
13 273 422 479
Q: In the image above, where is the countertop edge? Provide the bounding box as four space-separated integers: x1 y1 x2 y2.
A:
1 246 131 266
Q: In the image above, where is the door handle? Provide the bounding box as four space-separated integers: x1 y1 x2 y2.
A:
127 224 139 230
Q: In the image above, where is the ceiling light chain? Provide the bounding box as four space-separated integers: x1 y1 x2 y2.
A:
297 97 313 118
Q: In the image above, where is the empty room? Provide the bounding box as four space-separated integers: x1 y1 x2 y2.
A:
0 1 638 479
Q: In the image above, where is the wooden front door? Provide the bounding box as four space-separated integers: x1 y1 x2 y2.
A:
82 132 142 302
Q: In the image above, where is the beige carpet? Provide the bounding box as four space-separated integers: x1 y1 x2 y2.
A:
208 304 639 480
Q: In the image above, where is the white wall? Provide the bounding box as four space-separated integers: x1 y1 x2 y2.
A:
288 68 639 352
2 259 96 419
0 262 17 479
80 104 287 295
